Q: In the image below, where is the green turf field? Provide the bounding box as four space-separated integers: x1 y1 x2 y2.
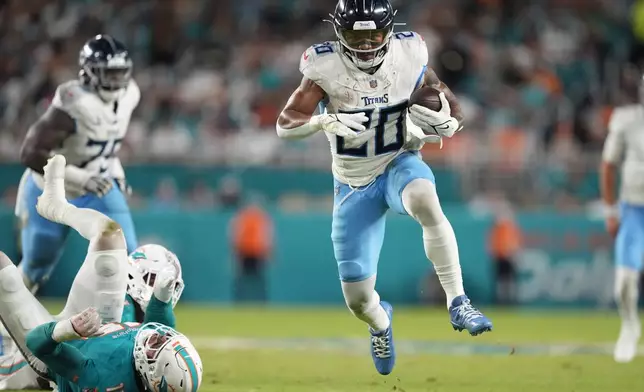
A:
167 305 640 392
25 304 642 392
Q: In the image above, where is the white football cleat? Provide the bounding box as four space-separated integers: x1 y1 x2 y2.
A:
614 321 640 363
36 154 69 223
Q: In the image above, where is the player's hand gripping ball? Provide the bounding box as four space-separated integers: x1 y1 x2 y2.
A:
408 86 460 138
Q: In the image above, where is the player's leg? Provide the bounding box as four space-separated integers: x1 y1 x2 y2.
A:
0 351 42 391
0 251 51 381
332 179 395 375
613 203 643 363
16 173 70 293
385 151 492 335
81 181 138 253
36 155 129 323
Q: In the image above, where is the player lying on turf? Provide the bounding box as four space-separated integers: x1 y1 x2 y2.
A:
276 0 492 376
0 155 201 392
0 243 185 391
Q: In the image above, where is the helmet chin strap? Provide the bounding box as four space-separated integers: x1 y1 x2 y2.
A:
344 46 388 74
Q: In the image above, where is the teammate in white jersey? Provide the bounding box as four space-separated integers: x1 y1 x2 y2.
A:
15 34 139 295
276 0 492 376
600 84 644 363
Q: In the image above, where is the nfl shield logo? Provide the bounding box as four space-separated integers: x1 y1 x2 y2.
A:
369 80 378 88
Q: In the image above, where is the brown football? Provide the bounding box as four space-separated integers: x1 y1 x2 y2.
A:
408 85 464 124
408 85 443 112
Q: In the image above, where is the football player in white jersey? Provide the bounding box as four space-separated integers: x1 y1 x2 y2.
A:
15 34 139 295
600 76 644 363
276 0 492 376
0 156 186 390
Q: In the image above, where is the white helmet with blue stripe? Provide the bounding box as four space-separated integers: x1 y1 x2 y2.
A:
133 323 203 392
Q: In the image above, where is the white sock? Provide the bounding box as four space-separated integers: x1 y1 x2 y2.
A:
615 267 640 326
59 206 114 241
423 218 465 307
38 155 113 241
341 275 390 332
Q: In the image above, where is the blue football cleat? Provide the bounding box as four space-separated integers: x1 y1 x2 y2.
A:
449 295 493 336
369 301 396 375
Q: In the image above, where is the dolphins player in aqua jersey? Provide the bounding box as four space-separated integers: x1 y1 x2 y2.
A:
0 155 202 392
16 34 139 295
276 0 492 376
0 243 185 391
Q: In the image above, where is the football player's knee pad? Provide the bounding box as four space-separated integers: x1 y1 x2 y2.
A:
337 260 374 283
92 249 127 278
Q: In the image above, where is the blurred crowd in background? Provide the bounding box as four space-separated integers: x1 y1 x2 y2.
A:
0 0 642 211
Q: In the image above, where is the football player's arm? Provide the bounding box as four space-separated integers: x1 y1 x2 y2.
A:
20 105 103 193
20 105 75 175
143 270 179 328
276 76 365 140
276 77 327 139
420 68 465 130
600 109 625 214
144 295 176 329
26 322 99 384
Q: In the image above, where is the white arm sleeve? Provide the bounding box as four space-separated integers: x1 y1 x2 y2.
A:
276 121 321 140
602 109 627 164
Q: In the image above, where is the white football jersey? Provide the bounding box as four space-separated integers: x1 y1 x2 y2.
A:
300 31 428 187
28 79 140 195
602 104 644 205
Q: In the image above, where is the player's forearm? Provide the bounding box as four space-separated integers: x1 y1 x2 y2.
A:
600 161 618 207
19 142 50 175
26 322 91 381
144 295 176 329
276 112 320 140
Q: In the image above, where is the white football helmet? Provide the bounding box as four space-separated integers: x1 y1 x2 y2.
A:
133 323 203 392
127 244 185 310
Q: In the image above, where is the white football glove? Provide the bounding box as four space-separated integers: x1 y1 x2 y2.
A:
153 267 179 304
52 307 102 342
311 112 368 139
409 92 460 138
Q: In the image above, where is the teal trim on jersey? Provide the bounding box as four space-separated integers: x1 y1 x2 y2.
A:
158 376 168 392
0 359 27 375
413 65 427 91
173 343 199 392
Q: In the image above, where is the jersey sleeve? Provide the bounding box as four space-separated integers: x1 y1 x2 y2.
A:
121 295 138 323
50 82 83 119
128 79 141 108
393 32 429 90
26 322 99 385
408 32 429 67
144 295 176 328
299 42 341 86
602 107 628 164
